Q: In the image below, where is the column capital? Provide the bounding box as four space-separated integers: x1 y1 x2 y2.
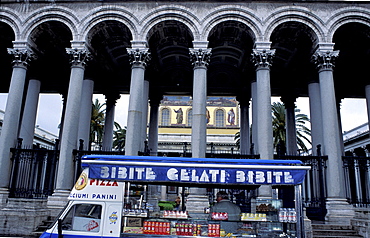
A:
127 48 151 67
7 47 36 68
280 95 296 108
149 94 163 106
311 50 339 71
236 94 251 107
66 47 91 67
251 49 275 70
189 48 212 68
105 92 121 105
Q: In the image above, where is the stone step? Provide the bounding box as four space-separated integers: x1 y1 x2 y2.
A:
314 236 363 238
313 230 361 236
313 229 356 235
312 224 353 230
312 223 363 238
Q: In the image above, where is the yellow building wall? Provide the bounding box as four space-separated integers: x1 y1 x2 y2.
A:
160 105 239 128
158 127 239 135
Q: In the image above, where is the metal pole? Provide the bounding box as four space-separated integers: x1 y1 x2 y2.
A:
295 184 305 238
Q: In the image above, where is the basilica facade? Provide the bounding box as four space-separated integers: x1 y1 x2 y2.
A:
0 0 370 236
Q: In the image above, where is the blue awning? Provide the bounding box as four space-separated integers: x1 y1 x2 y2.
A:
82 155 310 186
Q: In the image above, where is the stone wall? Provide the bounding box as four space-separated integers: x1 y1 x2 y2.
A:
0 199 50 236
351 208 370 238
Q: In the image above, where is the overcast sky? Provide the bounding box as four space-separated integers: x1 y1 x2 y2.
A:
0 93 367 136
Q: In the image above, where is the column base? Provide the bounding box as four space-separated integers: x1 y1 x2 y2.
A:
303 207 313 238
325 198 355 225
47 189 70 211
186 187 209 218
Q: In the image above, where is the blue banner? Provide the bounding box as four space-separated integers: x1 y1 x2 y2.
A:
87 163 307 185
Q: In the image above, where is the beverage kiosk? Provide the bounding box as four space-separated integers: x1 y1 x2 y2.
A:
40 155 310 238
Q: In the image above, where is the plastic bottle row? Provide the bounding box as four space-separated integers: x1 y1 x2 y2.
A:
162 210 188 218
278 208 297 223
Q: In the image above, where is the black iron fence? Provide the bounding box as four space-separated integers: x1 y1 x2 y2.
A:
275 154 328 221
72 139 126 181
343 156 370 208
9 138 59 198
7 140 370 220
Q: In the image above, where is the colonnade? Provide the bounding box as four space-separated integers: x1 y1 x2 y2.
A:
0 39 360 223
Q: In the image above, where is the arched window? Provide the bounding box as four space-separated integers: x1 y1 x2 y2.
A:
161 108 170 126
187 109 192 127
215 109 225 127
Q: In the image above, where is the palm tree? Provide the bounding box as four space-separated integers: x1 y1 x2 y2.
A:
234 102 311 153
89 98 126 151
272 102 311 153
90 98 105 149
272 102 288 152
295 110 312 153
113 123 126 151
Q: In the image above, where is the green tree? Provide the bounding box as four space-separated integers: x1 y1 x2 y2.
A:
272 102 311 153
272 102 287 151
90 98 105 148
113 123 126 151
234 102 311 153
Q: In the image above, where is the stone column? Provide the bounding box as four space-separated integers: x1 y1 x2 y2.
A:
58 94 67 141
19 79 41 148
251 79 258 154
185 44 212 216
49 46 90 207
337 100 345 155
312 45 354 224
365 85 370 132
148 96 161 156
237 96 251 155
0 46 34 197
141 80 150 152
189 45 211 158
77 79 94 150
308 81 323 155
251 43 275 198
281 96 298 155
102 93 120 151
125 46 150 156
